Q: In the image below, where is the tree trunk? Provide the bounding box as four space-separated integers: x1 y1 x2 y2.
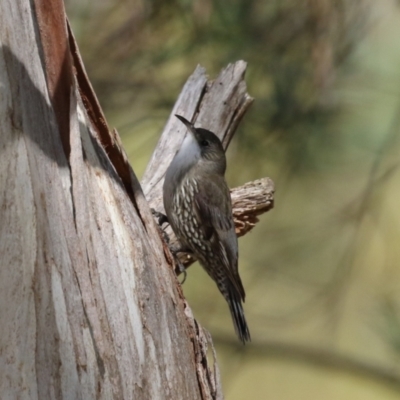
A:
0 1 273 399
0 1 223 398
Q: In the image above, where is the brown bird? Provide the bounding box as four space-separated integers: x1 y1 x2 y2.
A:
163 115 250 343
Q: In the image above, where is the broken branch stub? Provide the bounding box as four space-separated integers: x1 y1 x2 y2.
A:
232 177 274 237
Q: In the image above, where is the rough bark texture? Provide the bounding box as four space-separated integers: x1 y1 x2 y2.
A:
0 1 223 399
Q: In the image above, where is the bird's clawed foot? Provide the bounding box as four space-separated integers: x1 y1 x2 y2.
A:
169 243 191 284
174 259 187 284
151 209 169 227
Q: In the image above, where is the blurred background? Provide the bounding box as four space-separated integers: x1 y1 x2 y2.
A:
66 0 400 398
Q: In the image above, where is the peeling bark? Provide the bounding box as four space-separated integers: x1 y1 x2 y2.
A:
0 1 223 398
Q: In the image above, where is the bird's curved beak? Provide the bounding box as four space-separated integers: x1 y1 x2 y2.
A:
175 114 197 137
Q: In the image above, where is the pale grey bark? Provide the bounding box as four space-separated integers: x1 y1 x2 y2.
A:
0 1 222 398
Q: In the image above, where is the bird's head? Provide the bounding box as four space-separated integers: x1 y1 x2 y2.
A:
175 114 226 174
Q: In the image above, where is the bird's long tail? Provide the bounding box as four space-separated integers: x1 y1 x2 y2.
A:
227 286 251 343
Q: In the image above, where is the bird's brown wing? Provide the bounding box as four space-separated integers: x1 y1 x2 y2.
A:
193 174 245 300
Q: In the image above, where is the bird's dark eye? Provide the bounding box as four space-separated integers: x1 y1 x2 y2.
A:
201 139 209 147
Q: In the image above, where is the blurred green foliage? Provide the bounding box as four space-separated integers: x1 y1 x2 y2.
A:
66 0 400 398
67 0 368 175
